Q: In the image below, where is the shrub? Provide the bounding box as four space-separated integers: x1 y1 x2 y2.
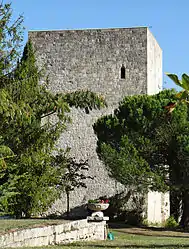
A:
164 216 178 228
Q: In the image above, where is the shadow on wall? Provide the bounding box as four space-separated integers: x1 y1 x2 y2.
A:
47 204 89 220
47 191 145 225
103 191 145 226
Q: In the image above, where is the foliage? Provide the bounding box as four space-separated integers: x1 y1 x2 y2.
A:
64 90 106 114
166 73 189 93
143 216 179 228
0 2 24 80
0 2 106 218
0 2 24 166
163 216 178 228
88 197 109 204
94 90 177 192
165 73 189 113
0 40 62 218
0 41 105 217
94 89 189 227
53 149 94 216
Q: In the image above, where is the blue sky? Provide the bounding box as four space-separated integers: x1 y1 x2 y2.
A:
10 0 189 89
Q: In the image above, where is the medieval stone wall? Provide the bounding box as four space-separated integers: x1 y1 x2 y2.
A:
147 29 162 94
29 27 162 216
29 27 148 104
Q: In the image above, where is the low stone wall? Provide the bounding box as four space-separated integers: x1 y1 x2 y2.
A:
0 219 106 248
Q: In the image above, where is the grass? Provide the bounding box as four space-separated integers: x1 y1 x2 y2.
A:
6 229 189 249
0 219 69 234
2 222 189 249
0 219 189 249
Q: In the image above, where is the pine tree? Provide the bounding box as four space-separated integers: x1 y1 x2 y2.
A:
0 2 107 217
94 89 189 227
0 38 106 217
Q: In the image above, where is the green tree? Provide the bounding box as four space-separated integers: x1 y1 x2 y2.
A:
0 40 106 218
0 2 23 81
0 2 24 169
94 89 189 227
164 73 189 113
53 149 93 217
0 2 106 217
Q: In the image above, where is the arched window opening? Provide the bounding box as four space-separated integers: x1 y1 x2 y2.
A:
121 65 125 79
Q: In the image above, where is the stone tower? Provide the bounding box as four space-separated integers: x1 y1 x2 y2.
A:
29 27 162 215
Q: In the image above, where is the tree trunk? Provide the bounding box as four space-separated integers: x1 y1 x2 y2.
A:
66 191 70 218
180 191 189 228
25 210 31 218
15 211 22 219
170 190 182 222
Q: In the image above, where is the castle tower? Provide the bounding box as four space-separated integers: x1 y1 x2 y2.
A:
29 27 162 215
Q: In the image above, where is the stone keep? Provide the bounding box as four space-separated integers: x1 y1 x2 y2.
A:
29 27 162 215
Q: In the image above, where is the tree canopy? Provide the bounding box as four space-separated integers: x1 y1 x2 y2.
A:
0 2 106 218
94 89 189 227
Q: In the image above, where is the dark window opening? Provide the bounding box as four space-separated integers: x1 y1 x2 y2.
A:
121 65 125 79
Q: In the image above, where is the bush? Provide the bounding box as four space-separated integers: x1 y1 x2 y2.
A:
164 216 178 228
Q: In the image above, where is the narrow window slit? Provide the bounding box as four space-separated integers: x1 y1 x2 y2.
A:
121 65 125 79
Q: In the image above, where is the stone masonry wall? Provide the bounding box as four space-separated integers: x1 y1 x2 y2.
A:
29 27 148 104
147 29 162 94
29 27 162 216
0 219 106 248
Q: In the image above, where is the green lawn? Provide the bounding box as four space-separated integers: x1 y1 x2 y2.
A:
3 225 189 249
0 219 68 234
